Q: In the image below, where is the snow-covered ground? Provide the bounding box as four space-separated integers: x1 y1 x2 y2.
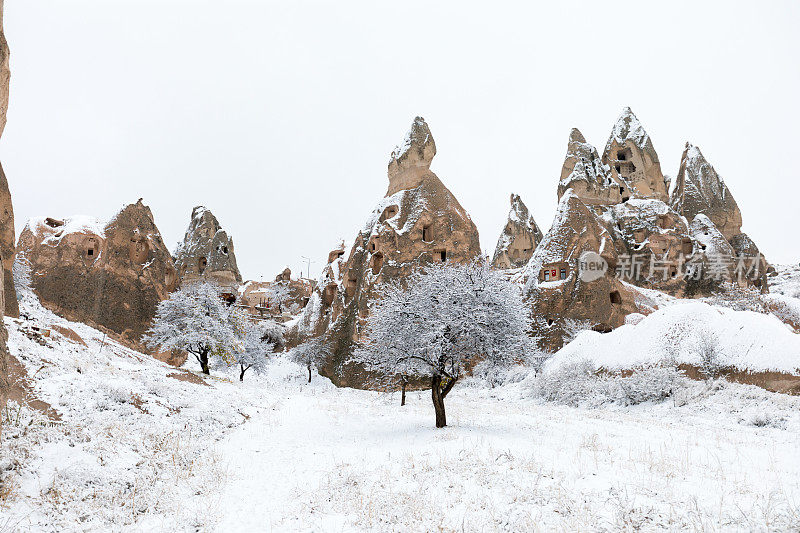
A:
3 272 800 531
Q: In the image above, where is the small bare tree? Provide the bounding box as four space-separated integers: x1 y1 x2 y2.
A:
290 337 331 383
230 316 284 381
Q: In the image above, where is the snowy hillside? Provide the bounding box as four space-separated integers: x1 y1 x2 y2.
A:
3 281 800 531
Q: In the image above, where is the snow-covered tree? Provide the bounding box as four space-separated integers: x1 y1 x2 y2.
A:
290 337 331 383
355 260 532 428
230 317 284 381
268 281 292 314
144 282 239 375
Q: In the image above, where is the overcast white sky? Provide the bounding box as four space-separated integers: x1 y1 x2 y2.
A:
2 1 799 280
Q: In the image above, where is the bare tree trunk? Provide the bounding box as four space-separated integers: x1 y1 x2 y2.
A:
431 375 446 428
307 363 312 383
401 376 408 406
239 365 245 382
199 349 210 375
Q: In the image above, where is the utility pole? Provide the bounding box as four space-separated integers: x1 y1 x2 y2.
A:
301 256 315 280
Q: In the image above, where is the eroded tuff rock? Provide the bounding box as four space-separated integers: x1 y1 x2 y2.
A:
291 242 347 344
602 107 670 203
671 143 742 241
603 199 694 296
491 193 543 269
17 200 179 350
0 163 16 317
0 0 10 412
671 143 770 286
297 117 482 387
174 206 241 290
0 0 9 140
522 191 655 351
558 128 625 205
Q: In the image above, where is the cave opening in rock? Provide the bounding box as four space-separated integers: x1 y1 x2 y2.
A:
371 252 384 275
610 290 622 304
422 225 432 242
199 256 207 274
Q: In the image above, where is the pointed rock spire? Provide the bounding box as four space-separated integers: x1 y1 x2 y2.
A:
671 143 742 241
174 206 242 289
558 128 625 205
491 193 543 269
602 107 668 202
387 116 437 195
293 117 481 387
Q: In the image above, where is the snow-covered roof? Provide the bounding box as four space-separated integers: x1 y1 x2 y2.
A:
26 215 106 240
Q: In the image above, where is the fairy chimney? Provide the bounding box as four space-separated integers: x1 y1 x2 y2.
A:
602 107 670 203
491 193 543 269
299 117 482 387
522 191 655 351
174 206 242 291
558 128 626 205
16 200 179 350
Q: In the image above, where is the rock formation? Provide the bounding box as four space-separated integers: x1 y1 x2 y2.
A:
522 191 654 351
0 2 14 319
17 200 179 349
291 242 347 345
604 198 694 295
239 268 314 319
297 117 482 387
174 206 241 291
671 143 771 286
491 194 543 269
0 0 9 413
602 107 670 203
558 128 626 205
0 0 8 140
0 163 16 317
671 143 742 240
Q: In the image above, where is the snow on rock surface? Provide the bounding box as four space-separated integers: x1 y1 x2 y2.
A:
671 143 743 241
603 106 656 159
548 300 800 374
491 193 543 269
602 107 669 202
173 206 242 290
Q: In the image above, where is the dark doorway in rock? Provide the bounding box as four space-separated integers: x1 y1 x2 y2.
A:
422 225 432 242
610 290 622 305
199 257 207 274
371 253 384 275
435 250 447 263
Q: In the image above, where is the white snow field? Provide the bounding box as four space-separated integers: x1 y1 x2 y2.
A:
3 274 800 531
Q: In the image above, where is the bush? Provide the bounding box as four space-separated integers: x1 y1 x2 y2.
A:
529 360 687 408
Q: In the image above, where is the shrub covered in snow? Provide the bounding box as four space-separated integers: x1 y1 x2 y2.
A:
529 361 687 408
